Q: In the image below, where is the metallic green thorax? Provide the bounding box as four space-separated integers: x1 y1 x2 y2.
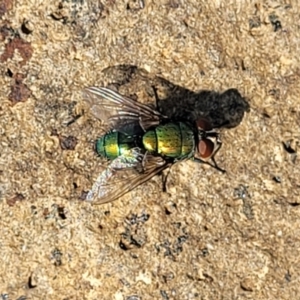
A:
143 122 195 159
96 132 136 160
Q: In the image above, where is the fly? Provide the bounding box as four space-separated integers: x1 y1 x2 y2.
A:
83 87 225 204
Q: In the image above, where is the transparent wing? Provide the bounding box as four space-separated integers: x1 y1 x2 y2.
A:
86 148 170 204
83 87 167 133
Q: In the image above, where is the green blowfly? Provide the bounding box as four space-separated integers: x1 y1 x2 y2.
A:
83 87 224 204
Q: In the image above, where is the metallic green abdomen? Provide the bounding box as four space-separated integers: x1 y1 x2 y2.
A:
96 132 136 160
142 122 195 158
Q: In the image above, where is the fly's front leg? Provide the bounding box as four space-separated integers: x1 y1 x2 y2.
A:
194 136 225 173
193 156 225 173
210 136 225 173
196 132 226 173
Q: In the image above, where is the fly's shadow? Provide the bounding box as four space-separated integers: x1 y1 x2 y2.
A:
101 65 250 129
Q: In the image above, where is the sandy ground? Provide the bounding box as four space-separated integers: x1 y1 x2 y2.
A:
0 0 300 299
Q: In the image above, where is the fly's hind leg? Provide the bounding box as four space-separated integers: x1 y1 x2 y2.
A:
143 153 170 192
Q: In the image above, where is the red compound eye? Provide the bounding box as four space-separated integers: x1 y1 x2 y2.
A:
198 139 214 159
196 119 212 131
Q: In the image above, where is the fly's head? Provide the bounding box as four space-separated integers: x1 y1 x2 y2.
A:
195 119 222 164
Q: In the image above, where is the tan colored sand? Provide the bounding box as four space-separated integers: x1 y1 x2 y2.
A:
0 1 300 299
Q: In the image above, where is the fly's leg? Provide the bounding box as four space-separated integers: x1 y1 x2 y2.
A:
161 167 172 192
194 157 225 173
152 86 161 112
140 150 172 192
65 114 83 126
139 151 149 173
194 138 225 173
210 137 225 172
